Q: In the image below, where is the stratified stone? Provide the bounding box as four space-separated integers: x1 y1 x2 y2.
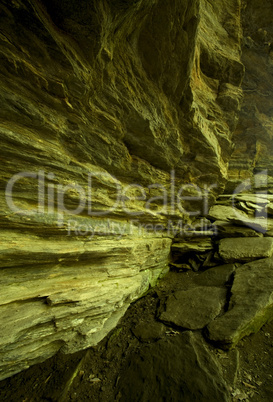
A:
0 0 244 380
117 331 230 402
0 231 171 381
216 194 271 211
218 237 273 262
206 257 273 349
228 217 272 233
172 238 213 253
209 204 273 233
170 262 192 271
159 287 227 330
213 220 262 238
234 194 270 205
266 203 273 216
226 0 273 188
208 205 248 222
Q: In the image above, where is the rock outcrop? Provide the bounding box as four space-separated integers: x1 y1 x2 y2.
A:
1 0 272 383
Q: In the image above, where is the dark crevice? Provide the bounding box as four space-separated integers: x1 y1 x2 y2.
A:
223 270 236 313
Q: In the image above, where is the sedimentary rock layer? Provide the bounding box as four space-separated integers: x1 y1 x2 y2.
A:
0 0 243 379
227 0 273 191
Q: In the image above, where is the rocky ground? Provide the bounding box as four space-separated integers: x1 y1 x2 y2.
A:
0 268 273 402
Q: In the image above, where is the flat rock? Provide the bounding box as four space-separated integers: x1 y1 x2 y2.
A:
218 194 271 204
213 221 262 238
193 264 236 287
206 257 273 349
265 229 273 237
234 194 270 205
159 287 227 330
218 237 273 262
170 262 191 271
117 331 230 402
172 238 213 253
235 201 260 214
209 206 272 233
229 217 271 233
208 205 248 222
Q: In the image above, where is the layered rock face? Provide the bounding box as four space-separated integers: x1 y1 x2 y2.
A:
0 0 246 380
168 0 273 355
227 0 273 190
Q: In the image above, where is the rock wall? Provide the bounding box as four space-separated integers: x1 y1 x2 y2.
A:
227 0 273 191
0 0 245 380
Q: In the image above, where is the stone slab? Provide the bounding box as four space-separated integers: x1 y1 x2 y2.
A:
159 286 227 330
218 237 273 262
193 264 236 287
208 205 248 222
212 221 262 238
172 238 213 253
206 257 273 348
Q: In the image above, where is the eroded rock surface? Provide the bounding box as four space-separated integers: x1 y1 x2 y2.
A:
0 0 244 379
227 0 273 191
2 0 273 390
